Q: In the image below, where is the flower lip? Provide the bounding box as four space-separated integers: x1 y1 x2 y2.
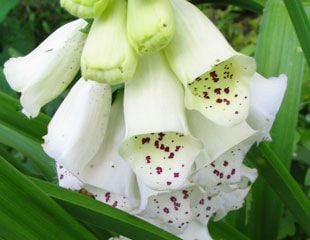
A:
120 132 202 191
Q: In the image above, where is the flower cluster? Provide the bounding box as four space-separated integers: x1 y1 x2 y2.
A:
3 0 287 239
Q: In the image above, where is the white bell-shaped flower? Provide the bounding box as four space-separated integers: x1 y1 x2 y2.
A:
4 19 87 118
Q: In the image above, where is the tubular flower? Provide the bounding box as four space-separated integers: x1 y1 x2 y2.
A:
164 0 256 127
119 53 202 191
127 0 175 54
43 78 112 176
3 19 87 118
81 0 138 84
60 0 110 19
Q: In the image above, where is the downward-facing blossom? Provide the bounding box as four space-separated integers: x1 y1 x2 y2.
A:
165 0 256 127
119 53 202 191
3 19 87 117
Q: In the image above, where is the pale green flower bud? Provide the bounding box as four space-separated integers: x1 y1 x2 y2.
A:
60 0 110 19
127 0 175 54
81 0 138 84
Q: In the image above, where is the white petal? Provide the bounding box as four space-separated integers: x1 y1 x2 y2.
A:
178 221 212 240
4 19 87 118
247 73 287 141
85 185 139 212
127 0 175 54
188 109 256 168
56 164 138 212
165 0 256 126
81 0 137 84
78 92 139 201
191 133 259 188
56 163 83 191
142 188 195 234
120 53 202 190
43 79 111 176
60 0 110 18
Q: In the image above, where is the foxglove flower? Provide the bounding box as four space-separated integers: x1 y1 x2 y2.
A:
61 0 110 19
127 0 175 54
43 78 112 175
165 0 256 127
3 19 87 117
81 0 138 84
119 53 202 191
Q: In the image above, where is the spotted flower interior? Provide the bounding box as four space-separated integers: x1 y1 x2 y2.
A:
120 132 200 190
186 55 255 126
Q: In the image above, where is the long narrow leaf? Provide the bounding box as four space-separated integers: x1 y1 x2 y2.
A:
0 156 97 240
248 143 310 236
283 0 310 66
246 0 307 238
0 121 56 181
0 91 49 140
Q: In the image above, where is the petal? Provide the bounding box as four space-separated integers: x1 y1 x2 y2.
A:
142 188 195 233
43 78 111 175
56 164 138 212
178 221 212 240
77 91 139 200
164 0 256 126
184 55 255 126
60 0 110 18
81 0 138 84
56 163 83 191
188 109 256 168
3 19 87 118
247 73 287 141
119 53 202 190
127 0 175 54
191 166 257 225
191 133 259 188
85 185 139 212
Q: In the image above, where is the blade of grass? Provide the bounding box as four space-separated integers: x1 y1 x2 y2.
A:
283 0 310 66
0 156 97 240
248 143 310 236
0 121 56 181
244 0 308 239
0 91 49 139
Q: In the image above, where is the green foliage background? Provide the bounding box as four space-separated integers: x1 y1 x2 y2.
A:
0 0 309 240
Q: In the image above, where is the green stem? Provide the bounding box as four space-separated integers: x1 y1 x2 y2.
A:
248 143 310 236
189 0 264 14
283 0 310 66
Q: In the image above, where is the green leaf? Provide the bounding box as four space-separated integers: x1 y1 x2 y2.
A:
0 0 20 22
248 143 310 236
283 0 310 66
245 0 308 239
0 156 97 240
0 91 49 139
30 178 182 240
0 121 56 181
